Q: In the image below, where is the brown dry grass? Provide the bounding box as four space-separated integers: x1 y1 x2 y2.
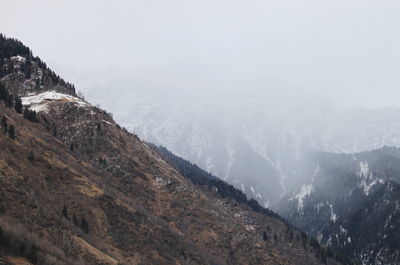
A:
0 217 83 265
4 256 34 265
72 236 118 265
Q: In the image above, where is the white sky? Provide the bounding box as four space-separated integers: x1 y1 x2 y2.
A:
2 0 400 108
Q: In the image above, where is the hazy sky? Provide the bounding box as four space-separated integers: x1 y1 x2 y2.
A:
2 0 400 108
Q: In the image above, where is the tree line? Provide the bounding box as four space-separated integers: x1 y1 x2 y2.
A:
0 33 75 93
0 81 39 140
150 144 285 221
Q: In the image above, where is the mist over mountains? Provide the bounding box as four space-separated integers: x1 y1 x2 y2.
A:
3 1 400 264
77 82 400 208
0 33 351 265
74 79 400 265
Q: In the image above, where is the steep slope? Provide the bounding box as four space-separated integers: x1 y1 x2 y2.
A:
280 147 400 265
149 144 284 222
0 35 343 265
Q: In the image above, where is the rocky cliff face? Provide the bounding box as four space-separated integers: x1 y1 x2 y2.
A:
0 35 342 265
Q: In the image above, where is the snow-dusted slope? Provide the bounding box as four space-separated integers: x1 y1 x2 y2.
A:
22 91 88 113
279 147 400 265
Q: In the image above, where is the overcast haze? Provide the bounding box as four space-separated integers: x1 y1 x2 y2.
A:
4 0 400 210
2 0 400 108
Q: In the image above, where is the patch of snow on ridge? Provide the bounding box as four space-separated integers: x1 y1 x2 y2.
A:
357 160 383 195
359 161 369 177
21 91 88 113
293 184 313 211
10 55 26 63
328 203 337 223
364 178 384 195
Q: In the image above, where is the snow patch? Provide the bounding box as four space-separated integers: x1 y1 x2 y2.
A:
364 178 384 195
293 184 313 211
245 224 256 231
339 225 347 234
315 202 324 213
328 203 337 223
21 91 88 113
102 119 113 125
357 160 384 195
359 161 369 177
10 55 26 63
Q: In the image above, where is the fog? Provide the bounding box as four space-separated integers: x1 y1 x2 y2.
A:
3 0 400 205
2 0 400 109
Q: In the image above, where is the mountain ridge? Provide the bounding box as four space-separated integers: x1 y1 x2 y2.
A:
280 147 400 265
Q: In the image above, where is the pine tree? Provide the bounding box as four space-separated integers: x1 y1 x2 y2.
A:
35 79 40 90
14 97 22 114
25 65 32 79
27 151 35 162
263 231 268 241
5 93 12 108
23 108 37 122
289 230 294 242
8 125 15 139
80 217 89 234
1 116 7 133
62 205 68 219
0 82 7 101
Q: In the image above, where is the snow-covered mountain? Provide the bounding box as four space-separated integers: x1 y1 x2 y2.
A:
279 147 400 265
79 84 400 207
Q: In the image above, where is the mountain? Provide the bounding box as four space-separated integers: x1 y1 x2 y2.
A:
77 79 400 208
279 147 400 265
0 35 344 265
